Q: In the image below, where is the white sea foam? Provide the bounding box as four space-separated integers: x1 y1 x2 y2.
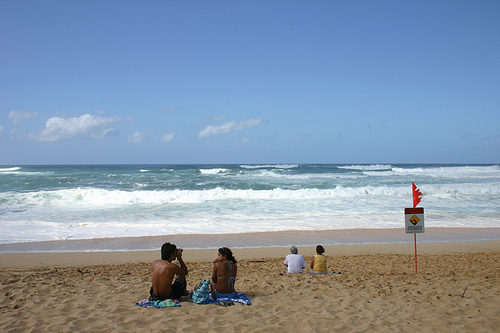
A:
240 164 299 169
3 181 499 208
199 168 228 174
0 168 51 176
337 164 394 171
0 167 21 172
1 164 499 246
364 165 500 178
238 170 365 181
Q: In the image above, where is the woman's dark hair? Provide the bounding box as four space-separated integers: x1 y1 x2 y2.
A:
161 242 177 260
316 245 325 254
219 247 237 264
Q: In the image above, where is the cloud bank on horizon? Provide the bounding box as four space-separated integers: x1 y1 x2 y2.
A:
10 111 261 144
0 1 499 165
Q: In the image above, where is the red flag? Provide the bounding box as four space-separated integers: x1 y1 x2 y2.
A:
412 182 422 208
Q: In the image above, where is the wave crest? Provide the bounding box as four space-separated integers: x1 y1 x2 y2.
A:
0 167 21 172
240 164 299 169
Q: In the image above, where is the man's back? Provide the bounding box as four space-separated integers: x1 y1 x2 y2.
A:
151 260 177 299
284 254 306 274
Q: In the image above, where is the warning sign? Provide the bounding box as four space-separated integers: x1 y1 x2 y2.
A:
405 207 424 234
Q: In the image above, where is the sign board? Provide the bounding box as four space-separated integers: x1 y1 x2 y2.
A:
405 207 424 234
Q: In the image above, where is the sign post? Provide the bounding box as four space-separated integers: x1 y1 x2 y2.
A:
405 182 424 273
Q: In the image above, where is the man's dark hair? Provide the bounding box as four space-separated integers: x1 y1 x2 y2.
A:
161 242 177 260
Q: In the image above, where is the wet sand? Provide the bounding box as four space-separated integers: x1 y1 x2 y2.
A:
2 227 500 253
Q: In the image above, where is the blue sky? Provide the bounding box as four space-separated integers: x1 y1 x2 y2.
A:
1 0 499 165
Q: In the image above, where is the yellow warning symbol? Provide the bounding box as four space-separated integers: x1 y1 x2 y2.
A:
409 215 420 225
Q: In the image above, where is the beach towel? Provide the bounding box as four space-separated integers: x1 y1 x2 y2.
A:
136 298 181 308
206 292 251 305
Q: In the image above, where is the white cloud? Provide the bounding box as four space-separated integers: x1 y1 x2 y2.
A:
241 137 250 144
0 125 3 135
128 131 152 143
161 132 175 143
9 110 38 124
198 118 262 139
90 128 120 140
31 114 122 142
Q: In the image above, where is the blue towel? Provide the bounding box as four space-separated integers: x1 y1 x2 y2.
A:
206 292 251 305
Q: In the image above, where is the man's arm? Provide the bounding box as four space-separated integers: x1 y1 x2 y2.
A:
176 249 188 276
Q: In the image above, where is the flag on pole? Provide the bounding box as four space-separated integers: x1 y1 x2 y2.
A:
412 182 422 208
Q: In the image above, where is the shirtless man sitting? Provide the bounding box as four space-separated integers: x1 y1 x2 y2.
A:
150 242 188 301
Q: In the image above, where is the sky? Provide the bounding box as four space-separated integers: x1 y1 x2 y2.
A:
1 0 499 165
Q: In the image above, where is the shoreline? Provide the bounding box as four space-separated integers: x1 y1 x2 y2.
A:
1 227 500 254
1 239 499 269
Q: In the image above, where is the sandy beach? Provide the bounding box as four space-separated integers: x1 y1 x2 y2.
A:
1 239 499 332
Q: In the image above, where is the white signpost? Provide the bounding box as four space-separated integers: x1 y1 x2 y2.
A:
405 207 424 234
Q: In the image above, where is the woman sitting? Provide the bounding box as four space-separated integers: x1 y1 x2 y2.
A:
309 245 328 275
211 247 238 299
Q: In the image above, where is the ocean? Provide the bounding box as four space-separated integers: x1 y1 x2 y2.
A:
1 164 499 251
